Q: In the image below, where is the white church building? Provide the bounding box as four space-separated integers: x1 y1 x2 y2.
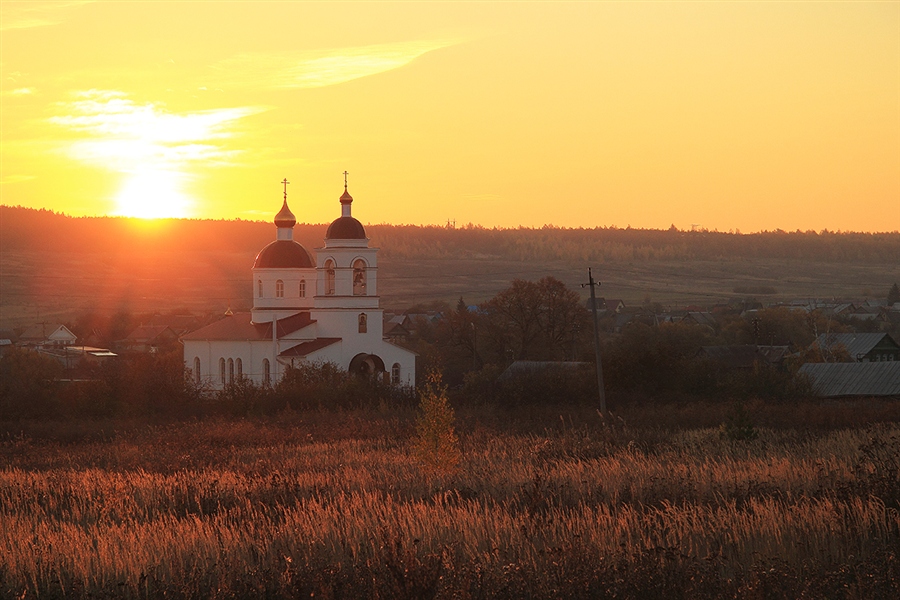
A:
182 179 416 389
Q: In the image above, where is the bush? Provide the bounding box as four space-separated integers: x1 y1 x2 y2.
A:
412 371 460 477
275 362 417 412
0 349 63 419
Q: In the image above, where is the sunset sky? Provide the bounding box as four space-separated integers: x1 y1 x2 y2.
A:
1 1 898 232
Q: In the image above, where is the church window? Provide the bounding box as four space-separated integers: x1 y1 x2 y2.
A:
353 259 367 296
325 259 336 295
236 358 242 378
391 363 401 384
258 279 263 298
219 358 226 385
299 279 306 298
227 358 234 384
193 357 201 384
358 313 367 333
263 359 271 385
276 280 284 298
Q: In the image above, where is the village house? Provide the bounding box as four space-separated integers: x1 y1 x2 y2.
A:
810 333 900 363
16 323 77 348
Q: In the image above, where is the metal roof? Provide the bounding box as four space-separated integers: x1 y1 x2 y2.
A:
799 362 900 397
812 333 898 359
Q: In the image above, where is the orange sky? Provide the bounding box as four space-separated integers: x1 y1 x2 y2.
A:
1 1 898 232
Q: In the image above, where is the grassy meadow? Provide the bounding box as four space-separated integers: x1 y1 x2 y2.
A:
1 401 899 599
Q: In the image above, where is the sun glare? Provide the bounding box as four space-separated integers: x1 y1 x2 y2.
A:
113 170 191 219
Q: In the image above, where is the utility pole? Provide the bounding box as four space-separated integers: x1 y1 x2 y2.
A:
582 268 607 417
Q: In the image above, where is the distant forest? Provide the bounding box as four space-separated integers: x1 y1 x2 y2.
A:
3 205 899 263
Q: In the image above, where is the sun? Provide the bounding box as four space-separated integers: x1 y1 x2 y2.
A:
113 170 192 219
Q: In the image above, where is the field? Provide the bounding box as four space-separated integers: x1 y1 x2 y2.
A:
2 402 899 599
3 248 899 328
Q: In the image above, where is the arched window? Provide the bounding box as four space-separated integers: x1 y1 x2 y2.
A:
358 313 367 333
193 357 201 384
227 358 234 384
219 358 226 385
236 358 242 378
257 279 263 298
325 259 336 295
276 279 284 298
353 259 367 296
391 363 401 385
263 359 271 385
299 279 306 298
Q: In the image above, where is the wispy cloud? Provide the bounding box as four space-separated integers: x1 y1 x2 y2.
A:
49 90 266 171
1 87 36 97
211 39 461 90
0 1 93 31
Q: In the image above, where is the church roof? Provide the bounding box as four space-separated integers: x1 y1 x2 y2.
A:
253 240 315 269
325 216 367 240
279 338 341 357
181 312 314 341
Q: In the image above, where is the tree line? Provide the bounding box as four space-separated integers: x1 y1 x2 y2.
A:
4 205 899 263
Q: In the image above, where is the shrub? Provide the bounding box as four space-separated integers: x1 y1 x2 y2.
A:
412 371 461 477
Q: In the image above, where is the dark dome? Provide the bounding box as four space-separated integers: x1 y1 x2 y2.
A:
253 240 314 269
325 216 367 240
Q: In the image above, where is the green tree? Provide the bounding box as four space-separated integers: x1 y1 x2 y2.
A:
412 371 460 477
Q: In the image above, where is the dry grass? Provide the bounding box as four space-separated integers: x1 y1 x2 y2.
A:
1 409 898 598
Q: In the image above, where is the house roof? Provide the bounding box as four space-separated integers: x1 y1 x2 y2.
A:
384 322 410 337
799 362 900 397
699 345 790 368
812 333 898 359
124 325 177 343
18 323 75 341
181 312 314 341
683 312 718 327
279 338 341 357
498 360 590 381
143 314 202 333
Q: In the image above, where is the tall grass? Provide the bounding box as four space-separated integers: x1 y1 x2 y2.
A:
1 408 898 598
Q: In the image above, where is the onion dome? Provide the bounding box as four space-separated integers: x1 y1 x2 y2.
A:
274 200 296 228
326 178 367 240
325 216 367 240
253 240 314 268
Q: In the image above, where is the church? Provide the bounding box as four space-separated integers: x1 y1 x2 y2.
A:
182 178 417 389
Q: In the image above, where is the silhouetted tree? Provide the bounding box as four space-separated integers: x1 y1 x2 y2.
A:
888 283 900 306
481 277 588 361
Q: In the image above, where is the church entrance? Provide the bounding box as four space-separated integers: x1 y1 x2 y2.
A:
348 353 386 378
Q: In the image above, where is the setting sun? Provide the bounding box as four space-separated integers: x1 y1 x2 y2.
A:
113 169 191 219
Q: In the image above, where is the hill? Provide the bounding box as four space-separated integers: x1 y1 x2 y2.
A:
2 205 899 327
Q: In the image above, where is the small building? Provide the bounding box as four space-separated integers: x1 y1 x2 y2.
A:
799 362 900 397
698 345 788 369
498 360 591 382
118 325 180 353
17 323 77 348
810 333 900 363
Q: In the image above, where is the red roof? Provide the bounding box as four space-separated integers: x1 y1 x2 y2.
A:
181 312 314 341
279 338 341 357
